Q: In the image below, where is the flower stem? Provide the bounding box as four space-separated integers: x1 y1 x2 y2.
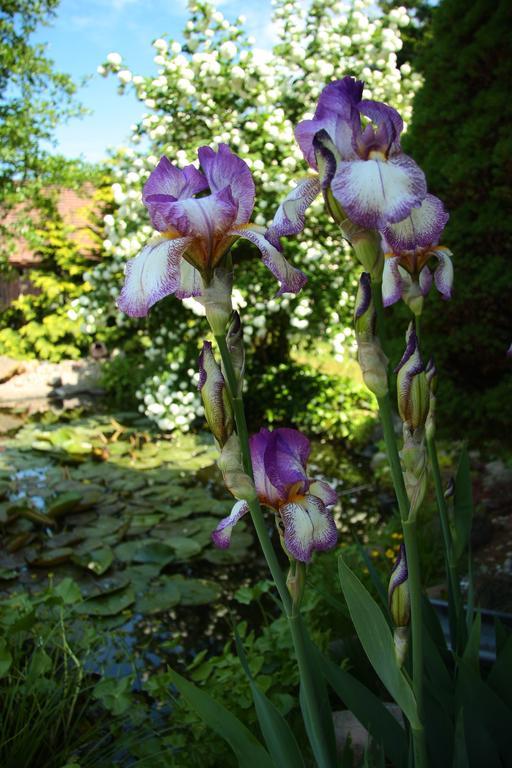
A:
377 392 427 768
427 435 464 649
215 333 291 615
215 332 336 767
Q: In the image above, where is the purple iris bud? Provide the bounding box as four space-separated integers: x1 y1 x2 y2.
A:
354 274 389 397
396 324 429 430
212 427 338 563
118 144 306 318
388 543 410 627
198 341 233 447
388 543 410 667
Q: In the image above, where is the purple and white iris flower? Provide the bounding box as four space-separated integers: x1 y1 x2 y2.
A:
118 144 307 318
212 427 338 563
267 76 447 252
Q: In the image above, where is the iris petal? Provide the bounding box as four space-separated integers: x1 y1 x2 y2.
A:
266 176 321 249
211 500 249 549
382 194 449 251
198 143 255 225
432 248 454 300
382 256 404 307
118 236 191 317
263 428 310 499
332 154 427 231
281 496 338 563
230 224 307 295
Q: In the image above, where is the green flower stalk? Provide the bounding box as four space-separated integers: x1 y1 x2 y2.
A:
354 273 389 397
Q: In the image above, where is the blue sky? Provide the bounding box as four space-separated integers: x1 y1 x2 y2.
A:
36 0 275 163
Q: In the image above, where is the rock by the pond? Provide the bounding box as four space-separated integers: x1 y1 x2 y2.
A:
0 359 104 412
0 356 25 384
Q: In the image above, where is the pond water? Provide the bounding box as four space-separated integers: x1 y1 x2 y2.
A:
0 409 388 673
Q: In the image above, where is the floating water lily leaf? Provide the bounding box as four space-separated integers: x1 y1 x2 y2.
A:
170 575 221 606
128 564 162 594
46 531 85 549
47 491 83 518
114 541 141 563
83 572 132 598
128 513 164 532
75 585 135 616
26 547 73 567
167 537 203 559
132 541 176 567
73 547 113 576
135 577 181 614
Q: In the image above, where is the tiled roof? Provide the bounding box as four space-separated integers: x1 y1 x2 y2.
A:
6 185 98 268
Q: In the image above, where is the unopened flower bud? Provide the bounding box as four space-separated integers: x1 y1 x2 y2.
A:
389 545 410 664
401 425 428 516
287 561 306 613
201 269 233 335
217 433 256 500
396 324 429 430
198 341 233 446
354 274 389 397
226 311 245 394
425 357 437 440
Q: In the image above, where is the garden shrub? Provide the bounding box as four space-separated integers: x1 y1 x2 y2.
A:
404 0 512 439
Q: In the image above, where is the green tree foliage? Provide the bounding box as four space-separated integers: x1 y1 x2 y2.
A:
0 177 113 361
404 0 512 438
0 0 80 189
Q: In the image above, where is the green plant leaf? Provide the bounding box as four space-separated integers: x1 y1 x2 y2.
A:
487 634 512 709
169 668 275 768
234 629 306 768
452 709 469 768
296 617 338 768
453 446 473 562
338 556 419 729
320 653 407 768
0 638 12 677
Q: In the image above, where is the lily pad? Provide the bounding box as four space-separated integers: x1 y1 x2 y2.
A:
47 491 84 518
132 541 176 567
73 547 113 576
26 547 73 567
167 537 203 559
169 575 221 606
75 585 135 616
135 577 181 614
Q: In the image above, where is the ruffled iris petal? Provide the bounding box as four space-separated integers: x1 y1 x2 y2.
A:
382 256 404 307
265 176 321 249
176 259 202 299
264 428 310 498
170 188 237 244
432 248 454 300
332 154 427 230
230 224 307 295
198 143 255 225
281 495 338 563
143 157 208 231
382 194 449 252
309 480 337 508
118 236 191 317
211 500 249 549
249 429 282 508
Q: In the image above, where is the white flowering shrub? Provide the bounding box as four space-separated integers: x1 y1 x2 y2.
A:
85 0 420 434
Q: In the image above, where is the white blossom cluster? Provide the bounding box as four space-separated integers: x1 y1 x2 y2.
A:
82 0 420 431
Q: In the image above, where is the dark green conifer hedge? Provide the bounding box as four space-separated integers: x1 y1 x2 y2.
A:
403 0 512 439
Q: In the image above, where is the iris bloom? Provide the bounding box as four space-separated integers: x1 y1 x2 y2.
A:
267 77 446 249
118 144 306 317
212 427 338 563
